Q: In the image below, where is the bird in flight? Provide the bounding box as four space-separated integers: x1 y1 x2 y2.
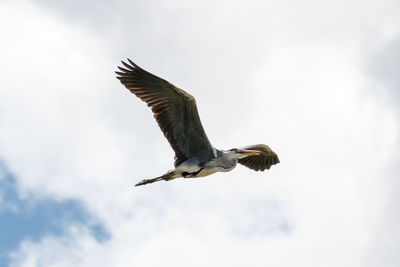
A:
115 59 279 186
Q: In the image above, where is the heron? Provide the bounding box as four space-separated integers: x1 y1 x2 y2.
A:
115 59 279 186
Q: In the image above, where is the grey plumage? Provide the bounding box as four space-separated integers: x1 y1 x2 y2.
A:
115 59 279 186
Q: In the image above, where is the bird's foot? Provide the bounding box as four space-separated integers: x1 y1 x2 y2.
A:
135 177 163 186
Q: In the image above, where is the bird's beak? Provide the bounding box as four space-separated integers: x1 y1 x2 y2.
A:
235 149 260 159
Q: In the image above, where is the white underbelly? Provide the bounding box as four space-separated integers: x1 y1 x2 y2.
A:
174 158 236 179
194 166 227 178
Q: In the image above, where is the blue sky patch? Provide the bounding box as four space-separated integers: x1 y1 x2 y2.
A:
0 161 109 267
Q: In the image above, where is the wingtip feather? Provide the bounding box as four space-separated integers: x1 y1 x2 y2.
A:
122 60 134 71
117 66 130 72
127 58 138 67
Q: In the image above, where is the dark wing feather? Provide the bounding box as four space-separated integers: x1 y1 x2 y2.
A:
238 144 279 171
115 59 214 166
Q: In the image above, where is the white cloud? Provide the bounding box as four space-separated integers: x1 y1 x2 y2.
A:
0 0 399 266
362 29 400 267
9 225 104 267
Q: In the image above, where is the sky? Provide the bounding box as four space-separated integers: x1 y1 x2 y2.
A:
0 0 399 266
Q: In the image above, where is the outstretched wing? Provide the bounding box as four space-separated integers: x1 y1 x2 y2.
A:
238 144 279 171
115 59 214 166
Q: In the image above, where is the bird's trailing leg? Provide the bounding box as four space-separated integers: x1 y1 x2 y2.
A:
135 170 179 186
135 177 163 186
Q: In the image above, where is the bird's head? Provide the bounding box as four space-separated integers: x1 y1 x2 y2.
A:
227 148 260 159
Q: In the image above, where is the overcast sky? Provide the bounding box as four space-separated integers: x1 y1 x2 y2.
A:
1 0 399 266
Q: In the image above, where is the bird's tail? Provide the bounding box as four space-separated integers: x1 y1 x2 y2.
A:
135 171 177 187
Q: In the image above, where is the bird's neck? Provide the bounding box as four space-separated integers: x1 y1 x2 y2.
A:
220 150 238 165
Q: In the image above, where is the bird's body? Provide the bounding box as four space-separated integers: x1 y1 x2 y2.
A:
115 59 279 186
174 149 238 178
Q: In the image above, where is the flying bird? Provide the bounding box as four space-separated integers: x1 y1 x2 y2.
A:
115 59 279 186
